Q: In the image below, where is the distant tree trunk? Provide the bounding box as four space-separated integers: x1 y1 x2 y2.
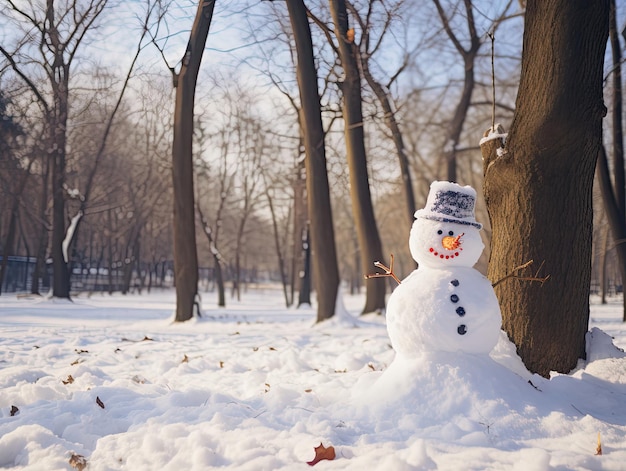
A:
197 204 225 307
30 160 50 295
0 198 19 294
298 224 312 307
597 145 626 318
265 185 290 307
0 170 31 293
597 0 626 321
347 3 416 228
433 0 481 183
329 0 385 314
287 0 339 321
292 156 309 307
482 0 609 376
600 225 609 304
171 0 215 321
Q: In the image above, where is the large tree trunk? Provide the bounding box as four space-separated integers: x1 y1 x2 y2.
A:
287 0 339 321
329 0 385 314
171 0 215 322
482 0 609 377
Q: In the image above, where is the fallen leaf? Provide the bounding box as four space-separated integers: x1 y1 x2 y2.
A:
595 431 602 455
96 396 105 409
307 442 335 466
62 375 75 385
367 363 376 371
304 389 313 393
74 349 89 354
69 453 87 471
70 359 84 366
219 361 224 368
181 354 189 363
268 347 277 351
142 335 153 341
10 405 19 416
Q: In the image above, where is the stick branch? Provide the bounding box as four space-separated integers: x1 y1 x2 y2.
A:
491 259 550 288
365 254 401 285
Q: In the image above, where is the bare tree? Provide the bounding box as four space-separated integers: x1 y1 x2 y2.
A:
287 0 340 321
346 0 417 228
481 0 609 376
170 0 215 321
0 0 109 298
328 0 386 314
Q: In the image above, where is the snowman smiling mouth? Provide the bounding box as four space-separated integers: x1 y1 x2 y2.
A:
429 231 464 259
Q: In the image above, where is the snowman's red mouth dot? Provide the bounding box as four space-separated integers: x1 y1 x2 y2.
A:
429 247 462 259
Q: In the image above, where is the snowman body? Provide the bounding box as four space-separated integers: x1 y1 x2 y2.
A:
386 182 501 356
386 264 500 355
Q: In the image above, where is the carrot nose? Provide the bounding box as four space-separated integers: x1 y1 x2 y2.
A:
442 233 463 250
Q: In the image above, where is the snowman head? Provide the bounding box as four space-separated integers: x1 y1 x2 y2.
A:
411 181 484 268
410 218 483 268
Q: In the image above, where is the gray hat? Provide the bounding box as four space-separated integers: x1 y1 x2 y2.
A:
414 181 482 229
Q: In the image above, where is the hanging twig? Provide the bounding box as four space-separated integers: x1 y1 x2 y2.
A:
491 259 550 288
365 254 401 285
488 31 496 132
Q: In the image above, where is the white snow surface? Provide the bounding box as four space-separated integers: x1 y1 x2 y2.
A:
1 288 625 470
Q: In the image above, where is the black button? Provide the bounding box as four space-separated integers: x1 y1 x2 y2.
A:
450 294 459 303
457 324 467 335
450 279 459 287
456 306 465 316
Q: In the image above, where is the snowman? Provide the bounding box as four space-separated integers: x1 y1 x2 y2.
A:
385 181 501 356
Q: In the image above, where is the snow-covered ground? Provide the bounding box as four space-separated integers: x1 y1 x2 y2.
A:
0 287 624 470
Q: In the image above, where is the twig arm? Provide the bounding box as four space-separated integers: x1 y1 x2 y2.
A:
365 254 402 285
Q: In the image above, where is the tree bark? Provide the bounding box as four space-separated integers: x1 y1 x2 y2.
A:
171 0 215 321
329 0 385 314
287 0 339 321
482 0 609 377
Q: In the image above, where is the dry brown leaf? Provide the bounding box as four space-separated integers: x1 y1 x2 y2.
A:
70 359 84 366
10 405 19 416
181 354 189 363
69 453 87 471
96 396 105 409
219 361 224 368
63 375 74 385
304 389 313 393
595 431 602 455
307 442 335 466
346 28 355 43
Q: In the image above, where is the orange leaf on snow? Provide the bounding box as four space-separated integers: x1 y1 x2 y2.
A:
595 431 602 455
307 442 336 466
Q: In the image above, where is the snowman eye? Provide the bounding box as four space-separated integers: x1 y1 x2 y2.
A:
437 230 443 235
448 231 454 236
